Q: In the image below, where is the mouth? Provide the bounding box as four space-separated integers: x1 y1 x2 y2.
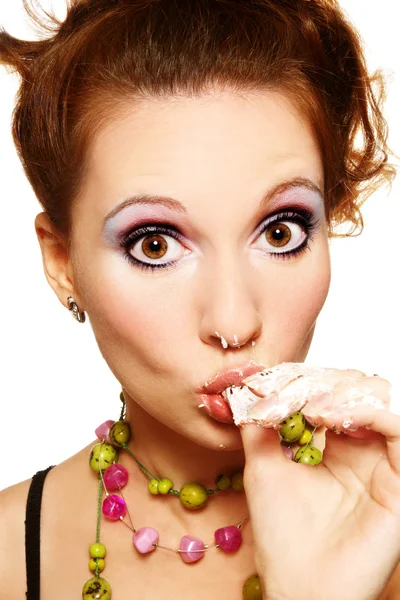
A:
196 361 267 424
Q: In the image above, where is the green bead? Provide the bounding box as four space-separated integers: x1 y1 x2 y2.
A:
89 543 106 558
158 478 173 494
82 577 111 600
279 412 306 443
89 558 105 573
243 574 262 600
109 420 131 447
298 428 313 446
148 479 160 495
89 444 118 473
179 482 208 509
231 471 244 492
294 445 323 465
215 474 231 490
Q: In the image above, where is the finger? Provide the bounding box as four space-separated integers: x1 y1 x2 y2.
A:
299 369 370 421
332 376 392 410
240 423 289 466
315 368 366 386
339 427 384 441
303 375 392 427
322 406 400 475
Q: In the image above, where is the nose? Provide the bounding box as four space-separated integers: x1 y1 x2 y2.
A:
198 256 262 350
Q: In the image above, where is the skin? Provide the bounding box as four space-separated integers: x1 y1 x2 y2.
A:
38 89 331 483
0 89 398 599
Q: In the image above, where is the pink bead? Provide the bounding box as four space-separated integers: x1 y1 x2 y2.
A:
179 535 205 563
133 527 159 554
102 494 126 520
103 464 129 490
95 420 115 442
214 525 242 553
281 446 294 460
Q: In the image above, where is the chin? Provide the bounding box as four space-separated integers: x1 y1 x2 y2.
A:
185 418 245 451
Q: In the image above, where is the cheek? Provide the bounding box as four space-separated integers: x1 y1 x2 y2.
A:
81 256 190 365
286 257 330 327
256 239 331 342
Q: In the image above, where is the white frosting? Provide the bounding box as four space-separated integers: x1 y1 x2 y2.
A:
225 363 391 428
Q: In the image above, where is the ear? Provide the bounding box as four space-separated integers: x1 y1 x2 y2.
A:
34 212 82 310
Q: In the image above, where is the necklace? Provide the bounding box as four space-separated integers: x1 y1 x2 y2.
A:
94 393 247 506
83 394 263 600
83 393 321 599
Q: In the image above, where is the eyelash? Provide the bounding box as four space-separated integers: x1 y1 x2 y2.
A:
119 208 319 272
120 225 183 272
257 208 318 261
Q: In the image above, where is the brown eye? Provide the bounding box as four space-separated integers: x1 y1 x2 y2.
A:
141 235 168 259
264 222 292 248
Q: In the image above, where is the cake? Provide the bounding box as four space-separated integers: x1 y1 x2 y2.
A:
222 362 391 429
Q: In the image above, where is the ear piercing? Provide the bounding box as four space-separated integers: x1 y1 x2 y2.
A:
67 296 86 323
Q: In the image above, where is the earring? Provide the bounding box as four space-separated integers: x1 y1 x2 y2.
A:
67 296 86 323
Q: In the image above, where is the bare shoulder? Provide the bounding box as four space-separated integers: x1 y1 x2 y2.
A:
0 477 33 599
0 446 92 600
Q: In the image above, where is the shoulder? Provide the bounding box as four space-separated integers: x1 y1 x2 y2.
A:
0 448 93 600
0 477 33 599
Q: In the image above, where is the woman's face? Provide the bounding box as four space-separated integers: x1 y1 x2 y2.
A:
69 89 330 449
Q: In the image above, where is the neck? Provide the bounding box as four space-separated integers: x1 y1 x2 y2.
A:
123 398 246 487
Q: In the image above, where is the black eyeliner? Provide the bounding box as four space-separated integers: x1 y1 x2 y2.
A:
120 206 320 271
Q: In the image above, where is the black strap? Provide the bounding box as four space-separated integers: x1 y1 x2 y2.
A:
25 466 55 600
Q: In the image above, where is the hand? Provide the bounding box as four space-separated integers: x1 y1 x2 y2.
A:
240 374 400 600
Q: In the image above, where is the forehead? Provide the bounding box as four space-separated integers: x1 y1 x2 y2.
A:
82 90 323 217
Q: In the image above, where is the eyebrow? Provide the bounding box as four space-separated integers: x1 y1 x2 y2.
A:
103 176 324 225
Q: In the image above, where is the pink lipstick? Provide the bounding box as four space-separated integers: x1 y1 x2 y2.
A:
197 361 267 423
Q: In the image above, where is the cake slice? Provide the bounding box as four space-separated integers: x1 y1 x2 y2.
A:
222 362 390 428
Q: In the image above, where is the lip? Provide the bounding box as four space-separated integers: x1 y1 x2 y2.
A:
198 361 267 395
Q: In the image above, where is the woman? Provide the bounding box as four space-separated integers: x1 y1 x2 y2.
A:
0 0 399 598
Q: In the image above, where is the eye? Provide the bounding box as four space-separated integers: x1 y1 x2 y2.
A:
252 209 318 257
121 225 189 270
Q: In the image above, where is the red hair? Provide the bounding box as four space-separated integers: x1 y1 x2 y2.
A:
0 0 396 238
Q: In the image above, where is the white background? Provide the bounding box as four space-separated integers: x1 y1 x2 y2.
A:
0 1 399 490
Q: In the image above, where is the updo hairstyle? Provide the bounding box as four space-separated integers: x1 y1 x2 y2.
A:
0 0 396 240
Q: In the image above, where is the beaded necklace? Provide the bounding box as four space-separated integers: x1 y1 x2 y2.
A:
82 395 320 600
82 394 263 600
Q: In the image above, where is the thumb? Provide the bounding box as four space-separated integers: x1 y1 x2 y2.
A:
240 423 289 466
